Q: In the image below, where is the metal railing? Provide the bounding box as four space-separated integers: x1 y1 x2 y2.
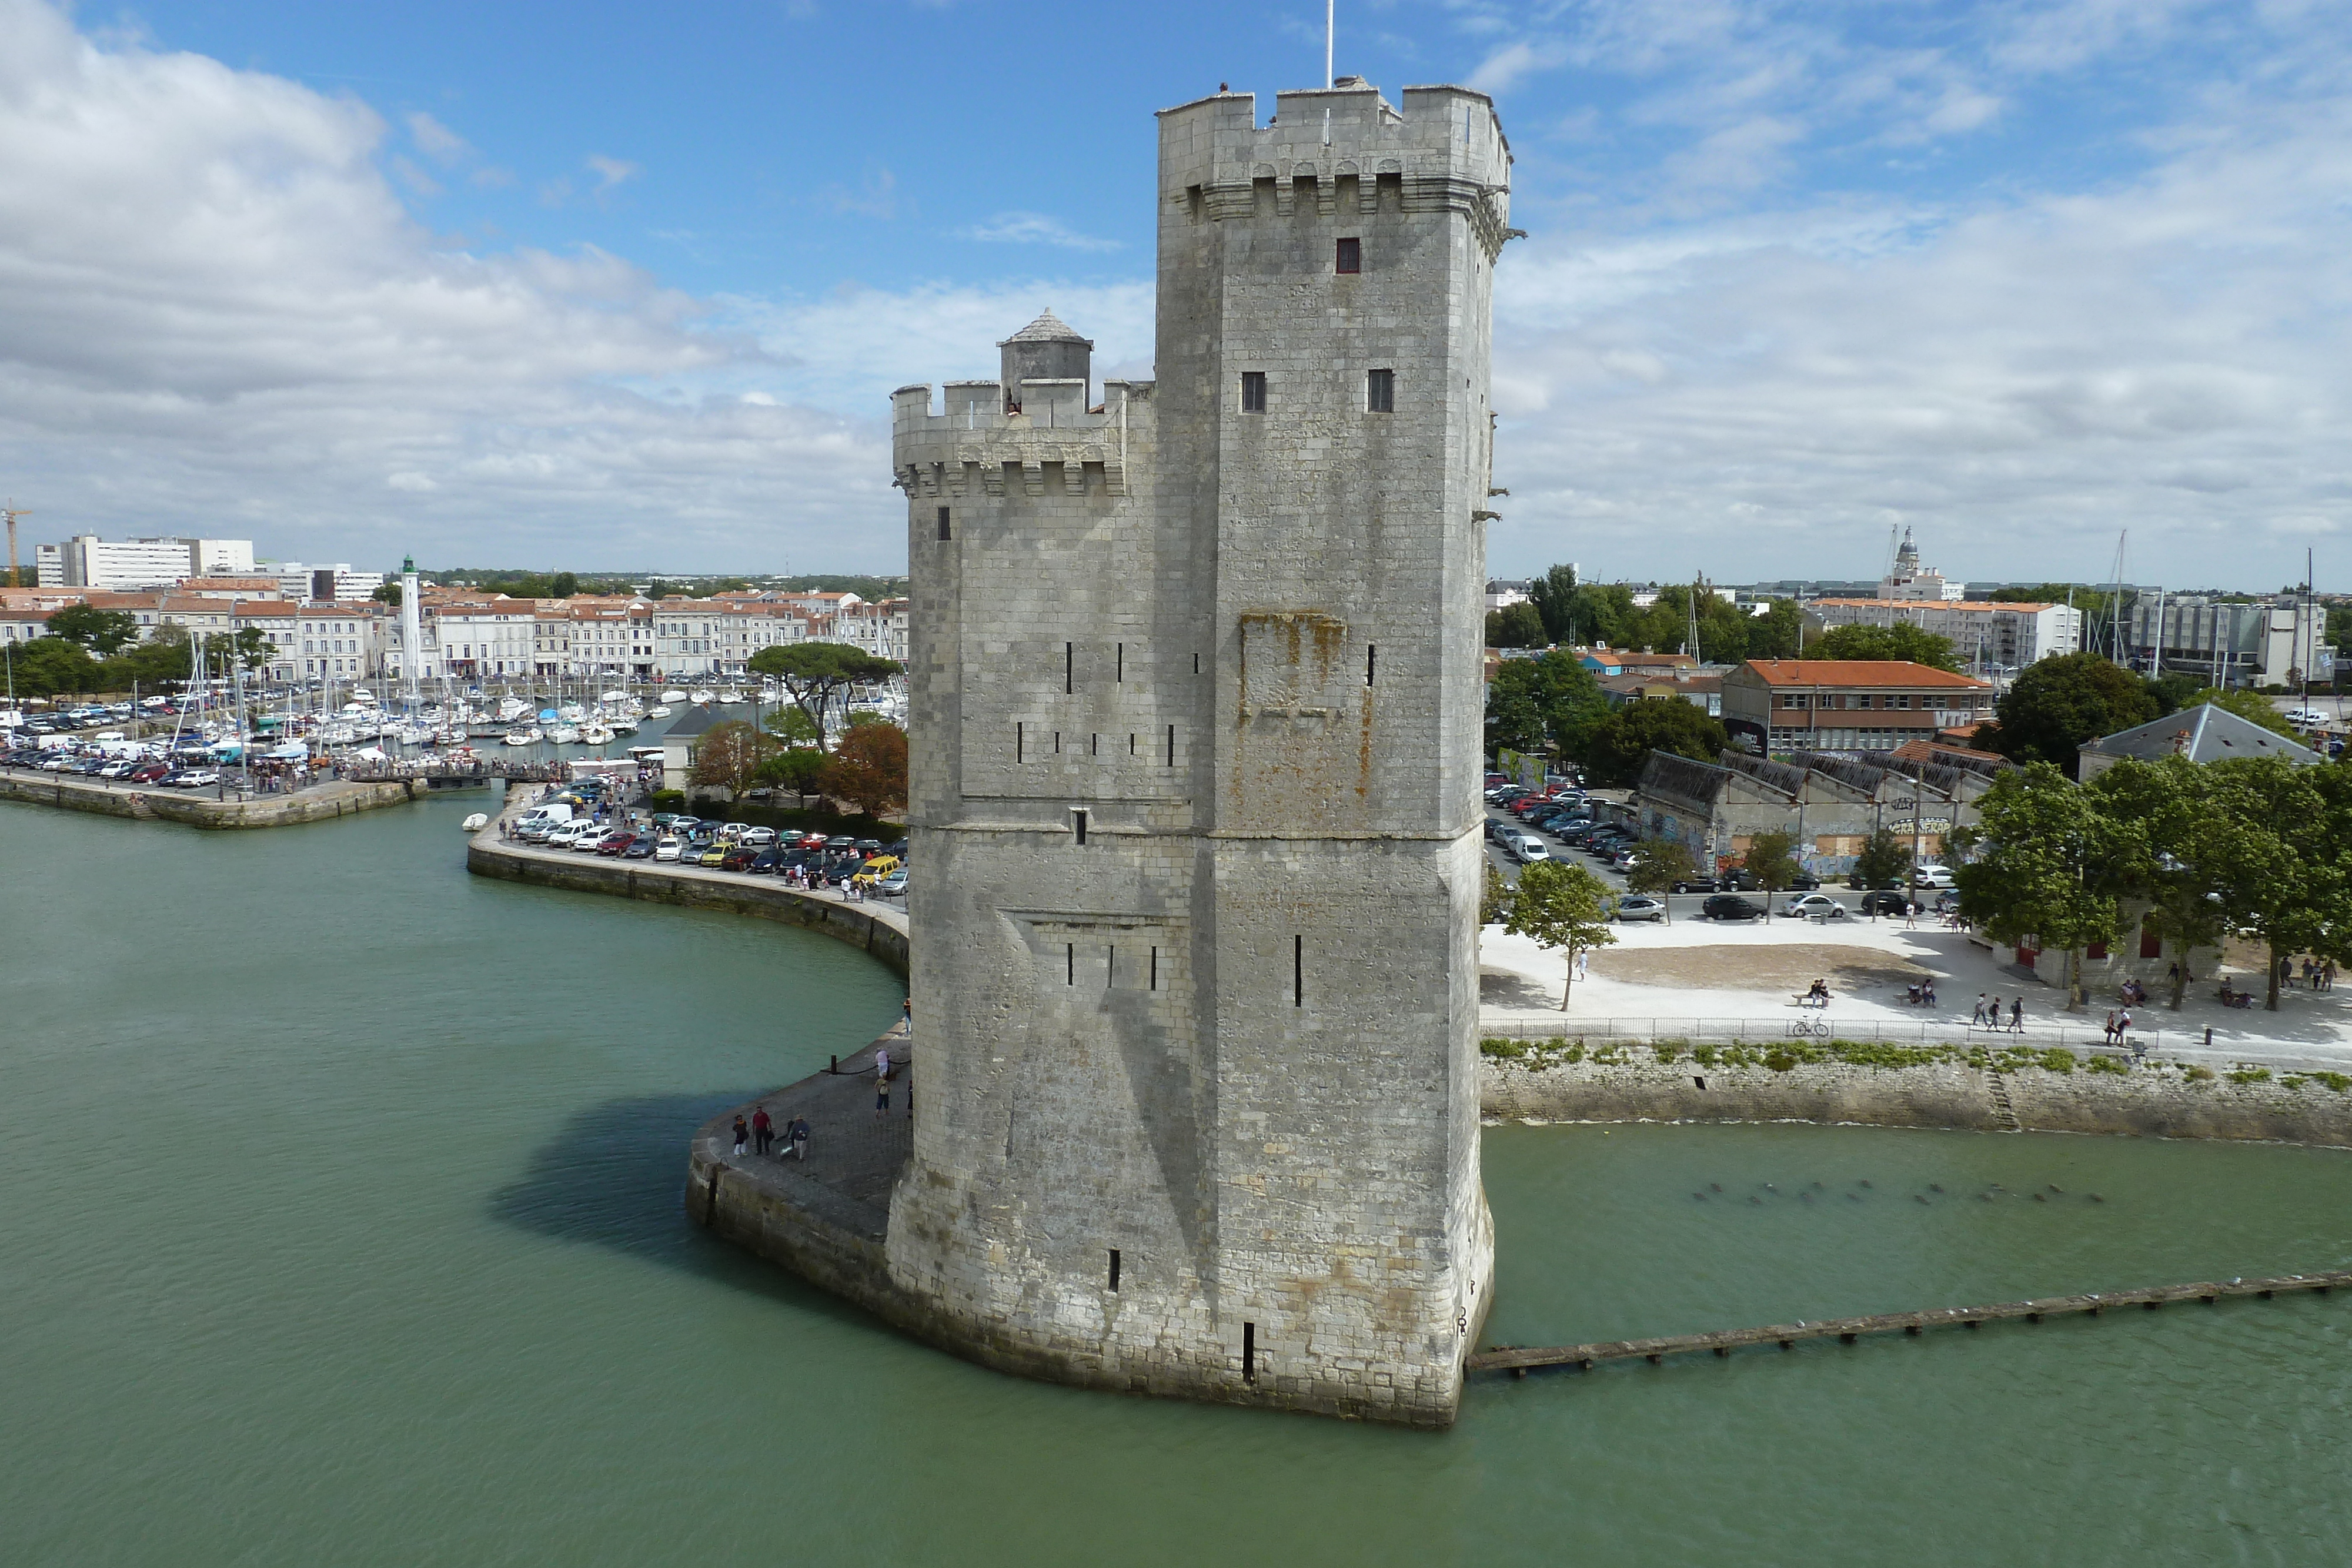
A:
1477 1015 2156 1056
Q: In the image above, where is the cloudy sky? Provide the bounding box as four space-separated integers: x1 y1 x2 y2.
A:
1 0 2346 586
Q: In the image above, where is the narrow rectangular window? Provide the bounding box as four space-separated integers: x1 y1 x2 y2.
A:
1065 642 1074 693
1293 935 1304 1007
1073 808 1088 845
1366 369 1395 413
1365 644 1377 686
1166 724 1176 766
1115 642 1124 682
1240 372 1267 413
1054 731 1062 754
1150 945 1158 991
1335 236 1361 274
1108 1249 1121 1292
936 505 951 541
1016 721 1024 763
1106 945 1114 985
1129 733 1137 755
1067 943 1075 985
1090 733 1098 757
1193 653 1200 675
1242 1322 1257 1383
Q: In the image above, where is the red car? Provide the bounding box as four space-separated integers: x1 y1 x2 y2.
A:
596 831 636 857
126 763 170 784
796 831 829 850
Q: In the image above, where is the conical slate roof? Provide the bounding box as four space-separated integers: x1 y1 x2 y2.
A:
998 308 1093 349
2079 702 2321 767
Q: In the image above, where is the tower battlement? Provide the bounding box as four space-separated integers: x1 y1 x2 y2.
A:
891 379 1152 497
1157 83 1511 253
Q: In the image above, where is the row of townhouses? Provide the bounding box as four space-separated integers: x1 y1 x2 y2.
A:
1 583 909 686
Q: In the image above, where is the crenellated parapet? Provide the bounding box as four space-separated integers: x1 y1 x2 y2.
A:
1157 82 1513 258
890 378 1152 497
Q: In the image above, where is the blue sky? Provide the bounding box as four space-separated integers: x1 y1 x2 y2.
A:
2 0 2348 587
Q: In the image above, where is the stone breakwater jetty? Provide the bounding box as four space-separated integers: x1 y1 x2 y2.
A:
1478 1044 2352 1149
465 828 908 974
1 767 420 828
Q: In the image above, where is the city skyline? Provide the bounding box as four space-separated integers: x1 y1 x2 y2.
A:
1 1 2348 586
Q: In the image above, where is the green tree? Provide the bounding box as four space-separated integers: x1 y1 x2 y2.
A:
756 745 829 802
1803 622 1960 671
1851 827 1913 889
1952 762 2138 1010
2172 686 2301 740
1745 599 1805 659
1564 581 1642 648
820 719 908 818
1580 698 1728 788
1484 601 1547 648
746 643 903 750
2202 757 2352 1011
1501 858 1619 1007
8 636 99 697
1484 649 1608 761
763 706 823 746
1479 862 1509 927
45 604 140 656
549 571 579 598
1980 652 2161 777
2087 755 2231 1011
1622 840 1699 918
1484 670 1548 756
1743 828 1800 892
1525 563 1582 644
687 719 781 795
372 583 402 607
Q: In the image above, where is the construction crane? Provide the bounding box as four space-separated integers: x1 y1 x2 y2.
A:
2 502 27 589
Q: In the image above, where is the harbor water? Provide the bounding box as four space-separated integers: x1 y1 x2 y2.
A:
3 792 2348 1566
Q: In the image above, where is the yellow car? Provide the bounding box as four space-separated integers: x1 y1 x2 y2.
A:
699 846 729 867
850 854 901 888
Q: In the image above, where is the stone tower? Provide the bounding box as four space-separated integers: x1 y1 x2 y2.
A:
887 79 1511 1426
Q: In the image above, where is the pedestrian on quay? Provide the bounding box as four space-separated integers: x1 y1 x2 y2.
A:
874 1071 891 1122
731 1114 750 1156
784 1116 810 1161
2103 1009 2119 1044
2010 997 2023 1032
874 1044 891 1081
2117 1007 2132 1043
1905 900 1918 930
1973 993 1988 1027
751 1104 774 1156
1989 996 2002 1032
2303 957 2318 990
2325 961 2338 992
1575 948 1589 985
901 997 912 1035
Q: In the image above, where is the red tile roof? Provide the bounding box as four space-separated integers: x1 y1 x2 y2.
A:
1742 660 1989 689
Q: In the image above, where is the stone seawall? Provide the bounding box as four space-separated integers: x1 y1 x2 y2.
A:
466 837 910 978
0 770 419 828
1481 1055 2352 1148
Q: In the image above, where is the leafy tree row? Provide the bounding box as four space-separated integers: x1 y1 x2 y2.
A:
1484 648 1730 787
1954 755 2352 1013
1981 653 2301 777
5 620 272 699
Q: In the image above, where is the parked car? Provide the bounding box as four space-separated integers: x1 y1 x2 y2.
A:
699 846 729 868
1613 894 1668 923
1910 864 1956 889
1857 890 1912 917
654 837 683 862
748 848 780 874
720 846 760 872
739 826 778 847
1509 835 1551 865
126 764 169 784
1668 875 1719 895
1701 894 1766 921
596 832 636 857
623 835 658 860
1778 893 1850 920
875 867 908 897
851 855 902 888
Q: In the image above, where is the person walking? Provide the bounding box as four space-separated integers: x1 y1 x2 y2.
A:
874 1071 891 1122
2010 997 2023 1032
751 1104 774 1156
730 1115 750 1156
2117 1007 2132 1044
1973 994 1988 1028
1989 996 2002 1032
784 1116 810 1161
874 1045 891 1082
901 997 913 1035
1575 949 1589 985
2103 1009 2119 1045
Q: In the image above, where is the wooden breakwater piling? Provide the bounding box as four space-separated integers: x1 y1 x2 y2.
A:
1470 1266 2352 1376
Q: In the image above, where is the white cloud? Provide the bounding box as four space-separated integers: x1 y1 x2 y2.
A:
1484 92 2352 584
586 153 637 193
956 212 1123 252
0 0 894 570
406 110 469 163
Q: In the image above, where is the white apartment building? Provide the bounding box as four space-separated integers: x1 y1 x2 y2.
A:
1807 595 2080 671
275 563 387 603
2123 594 2336 690
388 596 536 681
35 535 257 590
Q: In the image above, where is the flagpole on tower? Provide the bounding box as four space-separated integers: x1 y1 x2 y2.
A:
1327 0 1335 86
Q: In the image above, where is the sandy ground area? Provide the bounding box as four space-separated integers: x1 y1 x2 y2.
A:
1478 910 2352 1064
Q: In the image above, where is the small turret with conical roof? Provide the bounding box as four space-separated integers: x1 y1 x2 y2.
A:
998 307 1093 410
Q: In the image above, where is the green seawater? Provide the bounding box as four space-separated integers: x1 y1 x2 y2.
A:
4 792 2349 1566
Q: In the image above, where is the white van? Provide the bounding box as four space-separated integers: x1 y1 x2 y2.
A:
1912 864 1955 888
1510 835 1552 865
